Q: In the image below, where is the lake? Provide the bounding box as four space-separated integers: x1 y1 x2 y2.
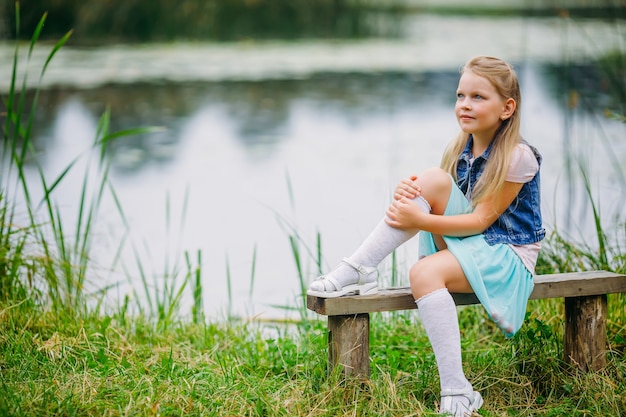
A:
2 13 624 320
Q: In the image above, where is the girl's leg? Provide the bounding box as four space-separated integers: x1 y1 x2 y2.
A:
411 251 482 416
307 197 428 297
308 168 451 297
347 167 453 268
347 196 430 268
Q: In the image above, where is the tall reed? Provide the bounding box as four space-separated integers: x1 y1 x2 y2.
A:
2 3 159 317
2 4 72 307
125 187 212 329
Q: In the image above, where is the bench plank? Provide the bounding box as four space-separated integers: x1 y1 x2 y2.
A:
307 271 626 316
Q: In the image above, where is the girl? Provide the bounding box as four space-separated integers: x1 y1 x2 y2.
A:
308 56 544 416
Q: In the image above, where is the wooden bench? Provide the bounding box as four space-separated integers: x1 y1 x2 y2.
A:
307 270 626 377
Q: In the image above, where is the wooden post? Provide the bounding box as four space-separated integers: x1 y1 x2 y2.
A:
328 314 370 377
564 295 607 372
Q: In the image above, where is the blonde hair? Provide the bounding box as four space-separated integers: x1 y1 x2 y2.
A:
440 56 522 207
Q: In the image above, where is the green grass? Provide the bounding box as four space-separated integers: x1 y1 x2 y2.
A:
1 3 625 416
0 296 624 416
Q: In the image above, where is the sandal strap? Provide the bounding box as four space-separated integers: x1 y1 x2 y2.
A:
321 274 341 292
441 387 474 397
312 274 342 292
341 258 376 284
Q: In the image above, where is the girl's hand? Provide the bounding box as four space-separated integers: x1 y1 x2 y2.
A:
385 197 425 230
393 175 420 201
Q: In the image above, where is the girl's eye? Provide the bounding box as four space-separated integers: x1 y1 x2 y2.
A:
456 93 464 99
474 95 483 100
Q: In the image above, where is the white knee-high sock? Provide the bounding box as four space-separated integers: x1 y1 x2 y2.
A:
416 288 470 392
351 196 430 267
329 196 431 284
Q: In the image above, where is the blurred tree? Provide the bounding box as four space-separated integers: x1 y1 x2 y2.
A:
3 0 80 38
4 0 625 43
3 0 377 43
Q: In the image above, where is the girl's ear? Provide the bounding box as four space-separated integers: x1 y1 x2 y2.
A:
500 98 516 121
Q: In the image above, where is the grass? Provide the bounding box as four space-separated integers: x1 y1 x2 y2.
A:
1 3 625 416
0 295 624 416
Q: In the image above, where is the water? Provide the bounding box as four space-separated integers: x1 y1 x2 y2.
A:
2 14 625 320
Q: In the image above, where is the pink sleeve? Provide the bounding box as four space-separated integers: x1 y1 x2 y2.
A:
506 144 539 183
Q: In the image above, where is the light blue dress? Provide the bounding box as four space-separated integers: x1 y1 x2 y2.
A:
417 176 535 338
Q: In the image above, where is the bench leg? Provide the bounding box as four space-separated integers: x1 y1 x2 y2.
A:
328 313 370 377
564 295 607 372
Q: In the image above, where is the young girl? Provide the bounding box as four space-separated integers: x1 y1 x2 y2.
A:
308 56 544 416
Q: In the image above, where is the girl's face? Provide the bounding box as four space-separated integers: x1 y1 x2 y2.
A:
455 71 513 142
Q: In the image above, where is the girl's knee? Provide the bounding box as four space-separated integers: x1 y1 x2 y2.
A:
409 263 422 286
418 168 451 192
410 252 472 298
419 166 447 177
409 256 451 299
416 168 452 214
409 261 436 291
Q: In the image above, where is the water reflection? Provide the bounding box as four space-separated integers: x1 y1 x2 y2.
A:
28 71 465 170
29 63 623 172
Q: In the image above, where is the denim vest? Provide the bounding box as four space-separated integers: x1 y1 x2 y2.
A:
456 136 545 245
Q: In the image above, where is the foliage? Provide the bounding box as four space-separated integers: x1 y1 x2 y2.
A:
4 0 624 44
1 3 156 316
3 0 378 43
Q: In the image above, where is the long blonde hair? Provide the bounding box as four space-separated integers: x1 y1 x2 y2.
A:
440 56 522 207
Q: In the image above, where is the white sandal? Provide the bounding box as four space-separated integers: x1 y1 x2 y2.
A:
439 386 483 416
306 258 378 298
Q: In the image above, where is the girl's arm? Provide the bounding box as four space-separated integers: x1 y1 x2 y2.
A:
386 180 524 236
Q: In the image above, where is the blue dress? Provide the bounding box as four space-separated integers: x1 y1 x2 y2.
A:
417 176 535 338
